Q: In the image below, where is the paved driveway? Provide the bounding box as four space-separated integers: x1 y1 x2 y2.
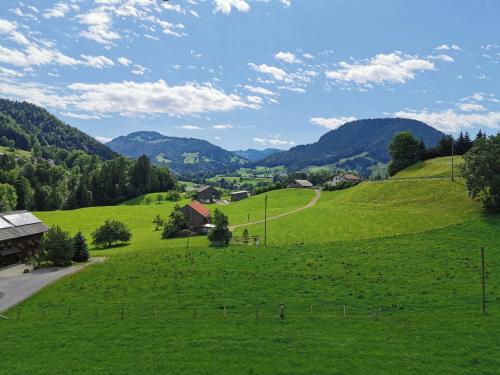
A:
0 258 104 313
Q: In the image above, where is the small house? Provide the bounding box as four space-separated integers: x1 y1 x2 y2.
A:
230 190 250 202
327 173 362 186
195 186 221 204
287 179 313 188
181 201 212 232
0 211 49 266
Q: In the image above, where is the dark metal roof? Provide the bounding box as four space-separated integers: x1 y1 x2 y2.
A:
0 211 48 242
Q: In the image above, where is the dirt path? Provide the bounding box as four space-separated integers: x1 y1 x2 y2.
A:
230 189 322 231
0 257 105 314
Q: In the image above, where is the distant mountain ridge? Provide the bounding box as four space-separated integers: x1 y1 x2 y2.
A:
0 99 116 160
107 131 248 176
232 148 283 162
257 118 444 175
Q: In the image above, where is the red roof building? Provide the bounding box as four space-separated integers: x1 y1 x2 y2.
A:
182 201 211 231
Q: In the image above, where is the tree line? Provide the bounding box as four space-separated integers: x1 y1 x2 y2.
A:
0 151 176 212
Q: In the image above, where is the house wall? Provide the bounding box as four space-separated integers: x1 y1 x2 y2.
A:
0 234 43 266
182 207 209 229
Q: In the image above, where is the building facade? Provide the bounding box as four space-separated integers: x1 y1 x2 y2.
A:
181 201 211 232
287 179 313 188
196 186 221 203
230 191 250 202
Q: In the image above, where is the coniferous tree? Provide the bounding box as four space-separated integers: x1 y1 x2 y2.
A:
72 231 90 262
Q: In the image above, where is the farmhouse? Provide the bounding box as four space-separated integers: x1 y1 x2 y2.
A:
327 173 362 186
196 186 221 203
287 179 313 188
231 190 250 202
182 201 212 233
0 211 48 266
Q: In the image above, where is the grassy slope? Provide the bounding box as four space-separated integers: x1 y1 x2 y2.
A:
1 159 498 374
393 156 464 179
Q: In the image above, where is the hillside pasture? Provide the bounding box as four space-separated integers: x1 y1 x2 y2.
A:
393 156 464 179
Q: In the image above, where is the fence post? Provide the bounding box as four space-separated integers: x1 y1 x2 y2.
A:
121 307 124 320
481 247 487 315
279 304 285 320
95 308 98 320
68 307 71 319
223 306 226 319
310 305 313 318
256 307 259 322
154 307 158 320
17 309 20 320
193 306 196 320
42 308 45 320
343 305 346 318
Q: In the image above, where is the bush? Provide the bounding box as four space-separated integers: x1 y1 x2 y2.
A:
0 183 17 212
92 219 132 248
323 181 358 191
167 191 181 201
388 132 421 176
162 223 178 239
208 209 232 246
72 231 89 262
153 214 165 231
41 226 74 266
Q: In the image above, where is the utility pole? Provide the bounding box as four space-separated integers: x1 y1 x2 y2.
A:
451 136 455 181
264 194 268 246
481 247 487 315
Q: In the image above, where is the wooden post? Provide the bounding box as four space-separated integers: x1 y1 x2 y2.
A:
310 305 313 318
68 307 71 319
224 306 226 319
279 304 285 320
256 307 259 322
451 137 455 181
154 307 158 320
193 306 196 320
343 305 346 318
481 247 487 315
95 308 98 320
17 309 20 320
121 307 124 320
42 308 45 320
264 195 268 246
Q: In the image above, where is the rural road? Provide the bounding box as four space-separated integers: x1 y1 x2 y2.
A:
0 258 104 314
230 189 322 230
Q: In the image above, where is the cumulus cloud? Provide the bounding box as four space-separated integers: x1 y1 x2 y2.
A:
212 124 233 129
325 52 435 86
0 18 29 45
435 44 462 51
118 57 131 66
428 54 455 62
214 0 250 14
180 125 203 130
275 51 300 64
394 109 500 133
80 55 115 69
95 136 113 144
61 112 102 120
43 3 70 19
253 137 295 148
248 63 289 81
78 10 120 45
310 116 357 130
244 85 278 96
456 103 486 112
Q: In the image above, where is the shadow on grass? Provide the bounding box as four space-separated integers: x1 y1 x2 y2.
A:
91 243 130 251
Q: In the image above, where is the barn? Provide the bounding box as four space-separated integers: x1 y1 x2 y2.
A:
230 190 250 202
196 186 221 204
0 211 49 267
327 173 362 186
287 179 313 188
182 201 212 233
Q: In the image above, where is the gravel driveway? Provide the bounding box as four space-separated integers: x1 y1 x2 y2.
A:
0 258 104 313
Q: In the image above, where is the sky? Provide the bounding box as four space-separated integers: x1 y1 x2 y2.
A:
0 0 499 151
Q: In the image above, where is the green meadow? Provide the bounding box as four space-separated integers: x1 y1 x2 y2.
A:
0 157 499 374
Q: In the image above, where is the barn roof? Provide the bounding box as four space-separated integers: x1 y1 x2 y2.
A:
197 185 219 193
0 211 48 242
186 201 210 218
231 190 249 195
294 179 313 187
332 173 362 181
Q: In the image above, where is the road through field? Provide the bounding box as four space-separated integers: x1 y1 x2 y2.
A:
230 189 321 230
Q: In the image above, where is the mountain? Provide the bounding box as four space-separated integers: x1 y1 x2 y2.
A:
232 148 283 162
257 118 444 175
107 131 248 176
0 99 116 160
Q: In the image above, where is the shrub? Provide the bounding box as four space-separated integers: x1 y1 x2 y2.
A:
323 181 358 191
162 223 178 239
242 228 250 244
41 226 74 267
144 196 152 205
153 214 165 231
388 132 421 176
156 193 164 204
72 231 89 262
92 219 132 248
167 191 181 201
208 209 232 246
0 183 17 212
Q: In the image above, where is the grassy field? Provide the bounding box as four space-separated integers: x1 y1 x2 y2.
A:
0 157 499 374
393 156 464 179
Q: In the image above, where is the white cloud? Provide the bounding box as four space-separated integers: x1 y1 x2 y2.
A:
280 0 291 6
0 66 24 78
249 63 289 81
244 85 277 96
325 52 435 86
61 112 102 120
181 125 203 130
213 124 233 129
275 51 300 64
302 53 314 59
394 109 500 133
253 137 295 148
428 54 455 62
80 55 115 69
78 10 120 45
0 19 29 45
118 57 131 66
247 95 263 104
456 103 486 112
435 44 462 51
95 136 113 143
214 0 250 14
43 3 70 19
310 116 357 130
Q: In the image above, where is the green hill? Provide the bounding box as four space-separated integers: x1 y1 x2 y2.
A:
1 160 499 374
393 156 464 179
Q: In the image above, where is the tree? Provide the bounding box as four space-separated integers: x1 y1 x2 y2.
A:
92 219 132 248
461 135 500 212
153 214 165 231
208 209 232 246
162 222 178 239
242 228 250 244
144 196 152 205
167 191 181 201
0 183 17 212
72 231 90 262
388 132 421 176
156 193 164 204
436 135 454 156
41 226 74 267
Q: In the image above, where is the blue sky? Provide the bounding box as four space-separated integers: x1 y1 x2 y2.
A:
0 0 499 150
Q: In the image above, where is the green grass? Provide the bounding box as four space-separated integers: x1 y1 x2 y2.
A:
0 145 32 158
1 159 498 374
393 156 464 179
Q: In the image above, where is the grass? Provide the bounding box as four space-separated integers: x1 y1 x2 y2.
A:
0 157 498 374
393 156 464 179
0 145 32 158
